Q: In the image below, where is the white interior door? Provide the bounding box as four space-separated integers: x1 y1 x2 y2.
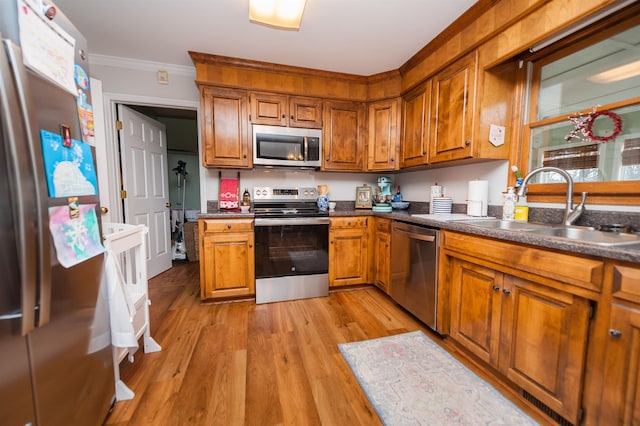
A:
118 105 171 277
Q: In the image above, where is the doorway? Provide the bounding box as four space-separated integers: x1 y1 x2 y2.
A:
118 105 199 273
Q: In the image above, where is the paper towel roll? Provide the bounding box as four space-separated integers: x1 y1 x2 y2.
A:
467 180 488 216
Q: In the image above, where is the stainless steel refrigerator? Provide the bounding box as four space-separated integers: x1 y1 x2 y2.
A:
0 0 115 424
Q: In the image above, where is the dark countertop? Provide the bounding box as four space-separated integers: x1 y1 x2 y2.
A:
198 209 640 263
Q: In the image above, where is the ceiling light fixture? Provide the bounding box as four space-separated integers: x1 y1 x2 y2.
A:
249 0 307 30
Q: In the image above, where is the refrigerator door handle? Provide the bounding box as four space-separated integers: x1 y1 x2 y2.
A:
1 39 45 333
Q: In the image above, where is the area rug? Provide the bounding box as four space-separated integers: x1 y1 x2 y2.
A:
338 331 538 425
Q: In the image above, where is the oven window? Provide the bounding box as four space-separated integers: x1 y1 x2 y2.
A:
255 224 329 278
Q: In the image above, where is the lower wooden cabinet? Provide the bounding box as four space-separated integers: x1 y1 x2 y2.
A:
372 218 391 293
199 219 255 300
586 262 640 425
329 216 369 286
444 232 596 425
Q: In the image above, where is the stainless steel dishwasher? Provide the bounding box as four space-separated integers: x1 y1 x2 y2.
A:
390 221 440 330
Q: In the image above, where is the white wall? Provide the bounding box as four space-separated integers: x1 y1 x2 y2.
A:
203 161 510 207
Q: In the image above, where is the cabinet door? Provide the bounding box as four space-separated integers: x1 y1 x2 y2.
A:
201 231 255 299
323 100 366 171
289 96 323 128
401 81 431 168
597 263 640 425
201 86 251 168
367 98 400 171
373 219 391 293
599 303 640 425
250 92 288 126
449 258 503 365
499 275 590 425
429 51 477 163
329 227 368 286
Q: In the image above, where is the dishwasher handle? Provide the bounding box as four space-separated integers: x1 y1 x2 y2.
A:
392 222 438 242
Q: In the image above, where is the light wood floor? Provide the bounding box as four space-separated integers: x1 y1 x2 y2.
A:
104 261 547 426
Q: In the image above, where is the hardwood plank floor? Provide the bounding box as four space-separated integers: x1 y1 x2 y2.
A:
104 262 549 426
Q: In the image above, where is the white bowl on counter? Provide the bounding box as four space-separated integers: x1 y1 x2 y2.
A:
391 202 410 210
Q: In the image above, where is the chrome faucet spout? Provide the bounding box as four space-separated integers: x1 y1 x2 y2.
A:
515 166 587 226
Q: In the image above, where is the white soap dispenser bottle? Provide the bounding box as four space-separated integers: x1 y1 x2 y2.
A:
502 187 516 221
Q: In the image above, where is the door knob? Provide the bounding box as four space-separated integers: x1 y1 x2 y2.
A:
100 206 109 215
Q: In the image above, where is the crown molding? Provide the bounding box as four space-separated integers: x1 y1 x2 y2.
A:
89 54 196 77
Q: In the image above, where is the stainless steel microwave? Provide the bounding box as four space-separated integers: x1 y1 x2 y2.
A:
253 125 322 168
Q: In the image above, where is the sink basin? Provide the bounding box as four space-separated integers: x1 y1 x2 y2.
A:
528 227 640 246
459 219 551 231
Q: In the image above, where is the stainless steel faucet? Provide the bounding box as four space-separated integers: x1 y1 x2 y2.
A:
515 166 587 226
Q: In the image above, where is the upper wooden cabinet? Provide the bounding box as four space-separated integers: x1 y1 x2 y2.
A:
400 80 431 168
367 98 401 171
323 100 366 171
429 51 477 163
250 92 323 128
200 86 251 168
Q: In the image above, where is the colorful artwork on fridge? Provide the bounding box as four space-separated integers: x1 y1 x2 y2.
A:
49 204 104 268
40 129 98 197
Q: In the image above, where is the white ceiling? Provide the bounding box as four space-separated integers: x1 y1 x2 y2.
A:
53 0 478 76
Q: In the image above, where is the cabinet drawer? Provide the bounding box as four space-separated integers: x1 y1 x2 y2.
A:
443 231 604 293
609 262 640 304
201 219 253 233
375 218 391 233
331 216 368 229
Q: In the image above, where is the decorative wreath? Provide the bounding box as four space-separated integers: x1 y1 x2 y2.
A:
583 110 623 143
565 108 623 144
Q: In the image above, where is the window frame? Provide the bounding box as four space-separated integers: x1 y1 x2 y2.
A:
520 9 640 206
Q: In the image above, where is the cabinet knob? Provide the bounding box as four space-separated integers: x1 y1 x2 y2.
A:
290 115 294 119
348 221 351 226
465 140 471 146
226 224 231 229
249 244 253 248
390 158 394 162
243 154 247 158
385 243 389 248
283 114 286 118
502 288 511 295
492 285 500 291
609 329 622 338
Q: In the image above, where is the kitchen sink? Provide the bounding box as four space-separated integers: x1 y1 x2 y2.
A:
527 226 640 246
459 219 550 231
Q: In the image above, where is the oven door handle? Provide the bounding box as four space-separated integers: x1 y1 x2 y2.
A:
255 217 330 226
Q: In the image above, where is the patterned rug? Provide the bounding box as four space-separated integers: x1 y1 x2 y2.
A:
338 331 538 425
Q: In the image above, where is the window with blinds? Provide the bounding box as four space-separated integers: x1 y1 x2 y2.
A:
622 137 640 166
541 144 600 170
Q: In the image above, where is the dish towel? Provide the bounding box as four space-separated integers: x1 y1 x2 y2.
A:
103 251 139 350
219 178 239 209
